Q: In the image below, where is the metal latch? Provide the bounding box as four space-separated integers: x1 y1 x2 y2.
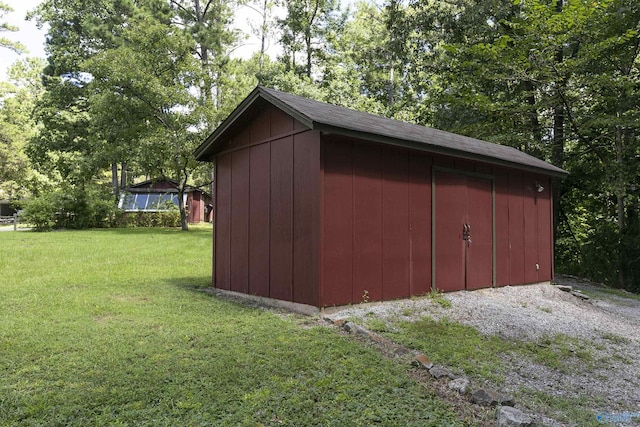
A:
463 223 471 245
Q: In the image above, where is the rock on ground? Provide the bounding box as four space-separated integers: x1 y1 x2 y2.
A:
498 406 535 427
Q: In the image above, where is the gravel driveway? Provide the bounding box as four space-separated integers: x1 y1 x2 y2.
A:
326 275 640 426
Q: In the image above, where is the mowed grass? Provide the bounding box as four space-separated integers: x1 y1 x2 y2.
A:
0 228 459 426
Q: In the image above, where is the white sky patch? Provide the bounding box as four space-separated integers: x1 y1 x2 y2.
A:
1 0 360 81
1 0 48 80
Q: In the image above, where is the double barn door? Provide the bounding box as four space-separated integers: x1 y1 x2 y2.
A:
434 170 494 291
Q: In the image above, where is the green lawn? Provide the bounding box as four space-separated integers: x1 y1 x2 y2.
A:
0 227 459 426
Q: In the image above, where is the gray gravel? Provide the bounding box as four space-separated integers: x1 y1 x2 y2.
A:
325 275 640 426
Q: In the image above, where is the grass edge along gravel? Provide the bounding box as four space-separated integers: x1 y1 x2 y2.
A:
355 314 607 426
0 228 461 426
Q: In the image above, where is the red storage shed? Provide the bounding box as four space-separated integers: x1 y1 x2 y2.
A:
194 86 567 309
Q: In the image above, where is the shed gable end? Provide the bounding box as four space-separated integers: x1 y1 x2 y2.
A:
221 105 308 153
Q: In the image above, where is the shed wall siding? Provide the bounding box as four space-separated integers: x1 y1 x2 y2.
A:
496 171 553 286
213 112 320 305
269 136 294 301
353 144 384 302
230 149 251 294
321 138 554 306
215 154 232 290
249 144 271 297
321 139 434 306
293 131 321 305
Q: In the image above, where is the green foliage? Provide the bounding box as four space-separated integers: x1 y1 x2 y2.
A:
30 0 230 230
278 0 341 78
20 192 57 231
427 289 452 309
0 58 47 201
0 229 460 426
116 210 181 228
22 184 118 231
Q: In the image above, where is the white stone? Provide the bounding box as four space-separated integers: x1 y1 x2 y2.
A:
497 406 534 427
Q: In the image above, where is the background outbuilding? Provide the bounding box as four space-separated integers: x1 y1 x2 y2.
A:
119 179 211 224
195 86 567 308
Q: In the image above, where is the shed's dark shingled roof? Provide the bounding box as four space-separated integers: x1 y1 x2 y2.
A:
194 86 568 177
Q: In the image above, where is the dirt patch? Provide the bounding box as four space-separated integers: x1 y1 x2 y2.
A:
325 276 640 426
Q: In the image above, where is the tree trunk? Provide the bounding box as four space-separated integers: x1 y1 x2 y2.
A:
178 186 189 231
306 32 312 77
615 125 625 287
551 0 564 246
111 163 119 202
551 103 564 242
388 63 394 107
177 171 189 231
259 0 268 73
386 0 399 109
305 0 320 78
523 80 542 153
120 161 127 190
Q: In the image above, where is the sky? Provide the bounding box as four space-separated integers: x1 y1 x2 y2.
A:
1 0 46 80
0 0 289 82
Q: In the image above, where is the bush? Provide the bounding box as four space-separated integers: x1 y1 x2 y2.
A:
115 210 181 228
23 184 182 231
21 184 119 231
21 193 57 231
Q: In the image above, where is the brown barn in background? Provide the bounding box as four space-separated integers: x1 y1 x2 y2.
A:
120 179 211 224
194 86 567 309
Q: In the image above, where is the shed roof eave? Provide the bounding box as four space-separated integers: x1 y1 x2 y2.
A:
317 124 568 178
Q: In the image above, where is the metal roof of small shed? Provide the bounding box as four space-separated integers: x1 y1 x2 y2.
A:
126 178 205 194
194 86 568 177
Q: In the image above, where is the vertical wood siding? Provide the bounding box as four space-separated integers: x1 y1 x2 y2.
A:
215 153 232 290
508 172 526 285
230 150 251 294
408 155 432 296
353 144 383 302
321 140 554 306
269 136 294 301
321 140 433 306
382 150 411 300
322 140 354 305
494 170 511 286
249 143 270 297
213 105 320 306
537 177 553 280
293 131 321 305
523 179 539 283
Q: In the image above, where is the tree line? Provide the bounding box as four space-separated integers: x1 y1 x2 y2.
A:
0 0 639 291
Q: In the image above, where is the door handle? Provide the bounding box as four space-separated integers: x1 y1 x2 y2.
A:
463 223 471 245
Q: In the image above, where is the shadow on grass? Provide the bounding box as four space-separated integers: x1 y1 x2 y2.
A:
164 276 212 292
100 226 210 235
162 276 278 315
